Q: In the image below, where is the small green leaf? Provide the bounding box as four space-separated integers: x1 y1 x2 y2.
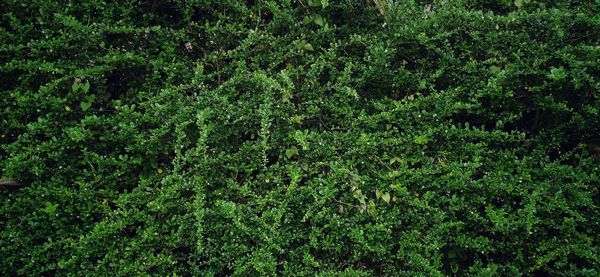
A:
291 115 304 124
549 67 567 80
72 82 81 92
389 157 403 165
81 82 90 93
80 101 92 111
309 0 321 7
388 170 400 178
514 0 524 7
381 192 391 204
285 146 299 159
304 43 314 51
414 135 429 145
451 262 459 273
313 15 324 26
489 65 501 74
375 189 382 199
42 202 58 214
367 200 377 216
303 16 313 25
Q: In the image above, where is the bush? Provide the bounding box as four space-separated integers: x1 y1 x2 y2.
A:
1 0 599 275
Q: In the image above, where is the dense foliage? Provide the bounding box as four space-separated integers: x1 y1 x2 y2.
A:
1 0 599 275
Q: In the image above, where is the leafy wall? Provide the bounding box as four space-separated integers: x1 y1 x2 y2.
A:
1 0 599 275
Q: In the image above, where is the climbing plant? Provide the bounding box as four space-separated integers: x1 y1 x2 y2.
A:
1 0 599 275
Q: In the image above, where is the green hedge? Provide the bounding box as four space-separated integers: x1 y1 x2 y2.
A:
1 0 599 275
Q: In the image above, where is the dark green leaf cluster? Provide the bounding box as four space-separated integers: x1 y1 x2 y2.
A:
1 0 599 275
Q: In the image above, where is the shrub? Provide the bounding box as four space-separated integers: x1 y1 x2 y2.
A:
1 0 599 275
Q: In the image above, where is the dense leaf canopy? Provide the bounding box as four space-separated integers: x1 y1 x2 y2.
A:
1 0 599 275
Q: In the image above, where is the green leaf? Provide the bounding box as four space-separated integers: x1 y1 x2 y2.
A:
291 115 304 124
304 43 314 51
389 157 403 165
42 202 58 214
285 146 298 159
80 101 92 111
367 200 377 216
72 82 81 92
300 162 309 171
451 262 459 273
309 0 321 7
414 135 429 145
514 0 524 7
81 82 90 93
375 189 382 199
549 67 567 80
381 192 391 204
313 15 324 26
303 16 313 25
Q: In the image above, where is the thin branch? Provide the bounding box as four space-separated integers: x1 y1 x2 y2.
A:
330 197 357 208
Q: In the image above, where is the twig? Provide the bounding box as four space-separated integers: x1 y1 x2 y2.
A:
318 117 332 131
370 155 394 171
330 197 357 208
